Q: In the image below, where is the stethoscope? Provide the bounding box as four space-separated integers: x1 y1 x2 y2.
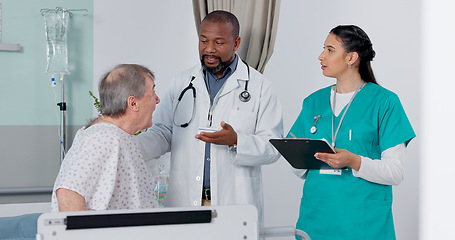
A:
173 60 251 128
310 115 321 134
310 81 364 147
238 60 251 102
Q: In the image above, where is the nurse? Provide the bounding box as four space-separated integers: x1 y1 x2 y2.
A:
289 25 415 240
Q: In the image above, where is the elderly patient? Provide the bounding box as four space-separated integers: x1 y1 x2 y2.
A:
51 64 160 211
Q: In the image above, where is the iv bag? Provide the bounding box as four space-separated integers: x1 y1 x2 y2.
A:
43 7 69 74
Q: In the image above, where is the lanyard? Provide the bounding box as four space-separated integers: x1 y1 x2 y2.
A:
331 81 364 147
205 72 228 127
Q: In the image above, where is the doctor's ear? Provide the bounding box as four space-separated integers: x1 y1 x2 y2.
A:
233 36 241 51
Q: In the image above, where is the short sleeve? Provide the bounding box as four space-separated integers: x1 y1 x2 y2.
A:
378 93 416 151
54 129 120 210
288 105 306 138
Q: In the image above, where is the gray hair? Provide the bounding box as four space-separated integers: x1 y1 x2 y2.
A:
99 64 155 118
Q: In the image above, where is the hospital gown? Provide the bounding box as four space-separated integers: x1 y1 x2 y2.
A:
51 123 158 211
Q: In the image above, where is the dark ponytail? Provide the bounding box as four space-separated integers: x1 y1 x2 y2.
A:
330 25 378 84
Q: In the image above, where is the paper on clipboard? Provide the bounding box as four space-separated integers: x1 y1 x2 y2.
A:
269 138 339 169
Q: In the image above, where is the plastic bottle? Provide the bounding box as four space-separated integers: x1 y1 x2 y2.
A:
153 165 169 207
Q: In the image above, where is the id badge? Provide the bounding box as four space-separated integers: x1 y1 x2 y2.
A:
320 169 342 175
196 127 218 141
197 127 218 135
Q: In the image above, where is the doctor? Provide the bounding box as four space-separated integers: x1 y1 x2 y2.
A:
138 10 283 225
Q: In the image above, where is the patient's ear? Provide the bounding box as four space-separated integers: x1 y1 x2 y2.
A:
127 96 139 112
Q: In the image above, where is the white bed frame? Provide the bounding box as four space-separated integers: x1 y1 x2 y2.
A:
0 203 310 239
37 205 258 240
0 202 51 217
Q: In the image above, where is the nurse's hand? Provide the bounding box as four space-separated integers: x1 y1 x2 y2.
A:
315 148 361 171
195 121 238 147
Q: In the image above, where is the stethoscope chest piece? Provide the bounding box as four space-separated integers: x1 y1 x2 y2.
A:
239 90 251 102
310 126 317 134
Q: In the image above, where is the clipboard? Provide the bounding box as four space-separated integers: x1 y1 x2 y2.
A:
269 138 338 169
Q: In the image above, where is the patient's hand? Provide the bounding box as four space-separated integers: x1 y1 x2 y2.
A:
56 188 86 211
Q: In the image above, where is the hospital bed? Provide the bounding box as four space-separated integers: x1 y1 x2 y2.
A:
0 203 310 240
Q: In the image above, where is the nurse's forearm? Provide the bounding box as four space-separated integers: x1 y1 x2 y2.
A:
352 143 406 185
348 154 362 171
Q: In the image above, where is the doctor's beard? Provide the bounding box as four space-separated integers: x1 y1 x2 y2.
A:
200 54 231 74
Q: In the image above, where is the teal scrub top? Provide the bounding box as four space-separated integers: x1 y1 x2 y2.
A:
289 83 415 240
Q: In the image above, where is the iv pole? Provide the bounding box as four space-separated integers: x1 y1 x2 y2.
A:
57 74 66 162
41 7 88 163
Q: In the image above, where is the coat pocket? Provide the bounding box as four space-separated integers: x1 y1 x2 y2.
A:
227 109 256 134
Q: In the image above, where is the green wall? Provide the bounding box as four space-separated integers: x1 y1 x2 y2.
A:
0 0 93 126
0 0 93 203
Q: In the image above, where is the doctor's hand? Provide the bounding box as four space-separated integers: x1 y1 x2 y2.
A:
315 148 361 171
195 121 238 147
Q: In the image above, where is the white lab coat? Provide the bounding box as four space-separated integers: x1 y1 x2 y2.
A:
138 58 283 225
